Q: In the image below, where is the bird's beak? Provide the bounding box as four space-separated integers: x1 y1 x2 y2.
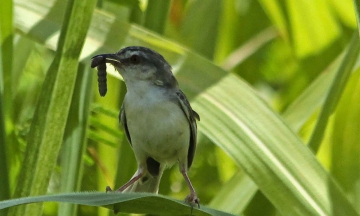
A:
91 53 122 68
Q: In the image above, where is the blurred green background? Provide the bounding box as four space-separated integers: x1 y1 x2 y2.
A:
1 0 360 215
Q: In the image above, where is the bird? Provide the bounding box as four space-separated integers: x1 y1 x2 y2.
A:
91 46 200 207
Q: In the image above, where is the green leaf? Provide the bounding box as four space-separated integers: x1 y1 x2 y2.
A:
0 1 13 214
13 0 359 215
0 192 235 216
58 63 94 216
282 54 340 132
220 27 278 71
87 130 119 148
89 116 123 138
144 0 171 34
209 171 257 215
331 69 360 212
331 0 356 28
180 0 221 58
189 72 357 216
8 0 97 215
308 33 360 152
0 0 13 105
91 103 119 119
258 0 288 41
353 0 360 36
286 0 341 57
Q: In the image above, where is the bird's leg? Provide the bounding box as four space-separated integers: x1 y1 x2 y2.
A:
106 170 144 192
180 167 200 208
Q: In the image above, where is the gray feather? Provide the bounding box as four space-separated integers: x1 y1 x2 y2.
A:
175 90 199 168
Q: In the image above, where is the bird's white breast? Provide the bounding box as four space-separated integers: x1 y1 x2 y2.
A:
124 84 190 166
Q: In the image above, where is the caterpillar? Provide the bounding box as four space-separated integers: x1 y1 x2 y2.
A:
91 55 107 97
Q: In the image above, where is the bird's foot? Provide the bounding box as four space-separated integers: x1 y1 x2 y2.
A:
185 193 200 208
105 186 120 214
105 186 113 192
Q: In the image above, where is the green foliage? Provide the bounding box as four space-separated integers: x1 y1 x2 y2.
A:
7 0 97 216
1 0 360 215
0 192 234 216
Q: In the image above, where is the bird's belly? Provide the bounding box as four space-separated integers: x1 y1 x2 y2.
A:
126 100 190 165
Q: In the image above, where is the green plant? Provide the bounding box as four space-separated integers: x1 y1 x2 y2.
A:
1 0 359 215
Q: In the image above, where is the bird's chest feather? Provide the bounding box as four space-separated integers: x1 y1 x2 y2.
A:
124 90 189 162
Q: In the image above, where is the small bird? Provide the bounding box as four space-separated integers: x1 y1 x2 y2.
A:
91 46 200 207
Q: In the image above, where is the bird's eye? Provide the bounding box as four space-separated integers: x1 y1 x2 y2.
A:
130 55 141 64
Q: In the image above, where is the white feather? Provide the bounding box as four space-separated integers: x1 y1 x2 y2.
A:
124 80 190 167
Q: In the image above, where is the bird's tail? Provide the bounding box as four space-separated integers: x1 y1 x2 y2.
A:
123 169 164 193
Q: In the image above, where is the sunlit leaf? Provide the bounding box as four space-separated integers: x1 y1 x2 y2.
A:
209 171 256 215
8 0 97 215
331 69 360 212
0 192 235 216
287 0 341 57
308 33 360 152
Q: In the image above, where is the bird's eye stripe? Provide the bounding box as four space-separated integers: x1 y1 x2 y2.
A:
120 57 136 64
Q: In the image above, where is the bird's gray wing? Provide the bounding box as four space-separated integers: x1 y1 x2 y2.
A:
176 90 200 168
119 103 132 146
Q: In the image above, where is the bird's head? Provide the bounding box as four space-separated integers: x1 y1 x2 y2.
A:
92 46 178 89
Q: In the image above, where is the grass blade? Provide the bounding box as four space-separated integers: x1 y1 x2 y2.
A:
354 0 360 36
331 69 360 212
0 95 9 216
143 0 171 34
8 0 97 215
0 0 13 215
308 33 360 152
209 171 256 214
0 192 235 216
282 55 341 132
58 63 94 216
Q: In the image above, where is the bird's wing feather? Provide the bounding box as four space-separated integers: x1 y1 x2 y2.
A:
176 90 199 168
120 103 132 146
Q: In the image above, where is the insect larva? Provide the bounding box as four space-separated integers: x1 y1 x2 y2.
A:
91 55 104 68
97 63 107 97
91 55 107 97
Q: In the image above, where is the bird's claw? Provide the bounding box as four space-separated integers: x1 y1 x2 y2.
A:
185 193 200 208
106 186 120 214
106 186 113 192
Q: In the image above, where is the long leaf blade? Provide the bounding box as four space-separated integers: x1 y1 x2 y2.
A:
308 33 360 152
9 0 97 215
0 1 13 215
0 192 235 216
58 63 94 216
